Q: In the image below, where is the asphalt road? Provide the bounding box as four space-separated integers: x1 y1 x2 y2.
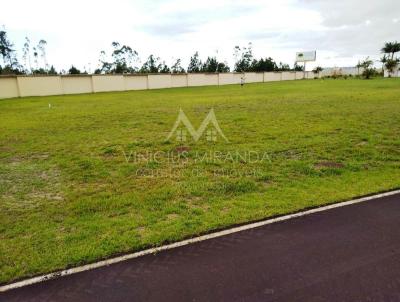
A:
2 193 400 302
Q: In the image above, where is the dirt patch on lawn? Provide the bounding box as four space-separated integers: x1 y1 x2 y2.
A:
175 146 191 153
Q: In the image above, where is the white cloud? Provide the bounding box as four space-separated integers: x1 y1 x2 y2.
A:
1 0 398 71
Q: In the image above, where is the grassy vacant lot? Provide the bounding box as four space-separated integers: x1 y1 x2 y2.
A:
1 78 400 283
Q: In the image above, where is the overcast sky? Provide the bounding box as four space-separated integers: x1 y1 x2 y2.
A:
2 0 399 71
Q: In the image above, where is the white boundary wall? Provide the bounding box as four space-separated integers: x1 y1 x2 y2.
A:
171 74 187 88
264 72 281 82
281 72 296 81
218 73 236 85
0 77 19 99
0 69 347 99
62 76 93 94
17 76 62 97
92 75 124 92
244 72 263 83
187 73 218 86
124 75 148 90
306 71 318 79
148 74 171 89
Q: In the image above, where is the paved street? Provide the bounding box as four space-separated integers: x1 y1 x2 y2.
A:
2 193 400 302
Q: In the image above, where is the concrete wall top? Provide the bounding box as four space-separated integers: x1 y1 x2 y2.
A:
61 74 92 78
0 75 18 79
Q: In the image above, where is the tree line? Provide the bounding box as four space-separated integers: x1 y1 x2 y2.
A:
0 27 398 76
353 42 400 79
0 29 302 75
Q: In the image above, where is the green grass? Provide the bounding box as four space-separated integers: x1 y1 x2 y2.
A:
1 78 400 284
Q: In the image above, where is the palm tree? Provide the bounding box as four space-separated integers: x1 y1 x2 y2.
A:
381 41 400 77
356 61 363 76
385 58 400 77
312 66 323 78
359 57 375 79
381 41 400 59
380 55 388 73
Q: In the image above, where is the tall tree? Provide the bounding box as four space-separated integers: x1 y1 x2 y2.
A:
22 37 32 73
111 42 138 73
381 41 400 77
37 39 48 70
171 58 185 73
0 29 17 67
159 61 170 73
217 61 230 72
355 60 363 75
233 43 253 72
249 57 277 72
96 42 138 74
0 28 21 74
383 58 400 77
96 50 112 73
293 62 304 71
187 52 202 73
48 65 57 75
140 55 163 73
201 56 230 72
360 57 375 79
312 66 323 77
276 62 290 71
68 65 81 74
381 41 400 60
202 57 218 72
32 46 39 70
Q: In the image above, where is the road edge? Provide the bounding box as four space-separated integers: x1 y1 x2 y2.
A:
1 189 400 292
